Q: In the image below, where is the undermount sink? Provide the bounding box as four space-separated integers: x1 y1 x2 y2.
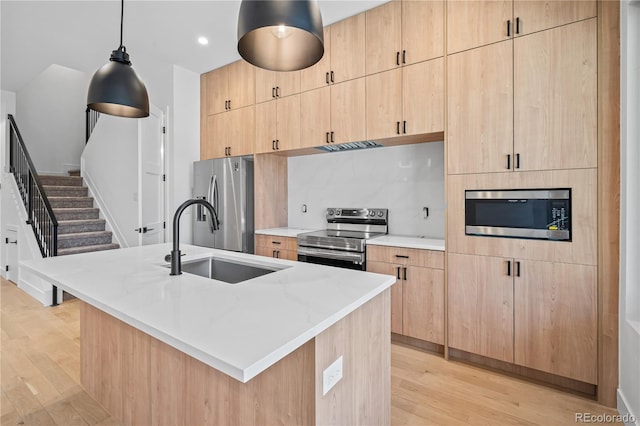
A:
169 257 285 284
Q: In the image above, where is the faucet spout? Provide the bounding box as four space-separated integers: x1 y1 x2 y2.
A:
170 198 219 275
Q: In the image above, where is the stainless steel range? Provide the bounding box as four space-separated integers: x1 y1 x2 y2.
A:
297 208 388 270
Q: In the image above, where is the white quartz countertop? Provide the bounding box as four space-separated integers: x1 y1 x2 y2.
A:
255 227 316 238
368 235 446 251
20 244 394 383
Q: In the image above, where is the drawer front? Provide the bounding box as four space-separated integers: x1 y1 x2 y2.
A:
255 235 297 251
367 245 444 269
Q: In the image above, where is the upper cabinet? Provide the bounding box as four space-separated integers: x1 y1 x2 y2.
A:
366 57 444 140
205 60 255 115
255 95 301 154
366 0 444 75
300 14 366 92
330 13 366 83
300 27 332 92
447 0 596 55
255 67 301 104
447 18 596 174
299 79 366 149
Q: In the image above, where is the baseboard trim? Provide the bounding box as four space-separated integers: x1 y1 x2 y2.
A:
618 389 639 426
391 333 445 355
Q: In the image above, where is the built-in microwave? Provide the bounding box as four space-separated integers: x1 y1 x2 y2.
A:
465 189 571 241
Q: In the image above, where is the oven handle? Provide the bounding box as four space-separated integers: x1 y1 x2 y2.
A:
297 246 365 263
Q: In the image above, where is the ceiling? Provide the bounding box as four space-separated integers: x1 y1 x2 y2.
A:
0 0 388 93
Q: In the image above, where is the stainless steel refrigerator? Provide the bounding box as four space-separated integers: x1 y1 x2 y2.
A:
192 156 254 253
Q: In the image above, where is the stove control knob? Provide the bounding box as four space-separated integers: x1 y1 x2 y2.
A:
377 211 384 217
328 209 334 215
369 211 375 217
336 209 342 215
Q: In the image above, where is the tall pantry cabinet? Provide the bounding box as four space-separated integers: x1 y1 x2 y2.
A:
446 1 599 385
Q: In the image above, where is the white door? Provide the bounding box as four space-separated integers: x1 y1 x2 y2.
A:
138 105 165 245
5 228 18 283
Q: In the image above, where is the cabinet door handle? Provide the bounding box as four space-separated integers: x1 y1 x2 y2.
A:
516 153 521 169
506 154 511 170
272 241 281 245
403 120 407 134
396 121 400 135
272 87 276 98
228 99 231 109
276 250 281 258
326 72 330 85
396 51 400 66
515 261 521 277
276 86 280 97
396 266 401 280
330 71 334 83
507 19 511 37
516 17 520 34
395 254 409 259
330 131 335 143
326 132 330 144
402 50 406 64
403 267 407 281
276 139 280 150
506 260 512 276
272 140 276 150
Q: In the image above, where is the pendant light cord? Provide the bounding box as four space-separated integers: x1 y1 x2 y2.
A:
120 0 124 48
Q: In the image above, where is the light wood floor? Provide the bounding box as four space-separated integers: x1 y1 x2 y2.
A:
1 278 621 425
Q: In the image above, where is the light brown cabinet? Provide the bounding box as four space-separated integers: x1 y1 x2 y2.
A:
447 19 596 174
300 27 332 93
255 235 297 261
203 106 255 159
365 0 444 75
300 79 365 149
255 68 301 104
204 60 255 115
299 14 366 92
366 58 444 140
255 95 300 154
447 0 596 54
367 246 444 344
448 252 597 383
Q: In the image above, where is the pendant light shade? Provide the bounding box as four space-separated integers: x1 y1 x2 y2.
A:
237 0 324 72
87 0 149 118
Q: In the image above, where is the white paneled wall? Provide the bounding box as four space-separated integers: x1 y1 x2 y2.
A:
288 142 444 237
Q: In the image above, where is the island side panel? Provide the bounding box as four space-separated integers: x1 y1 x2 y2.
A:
315 289 391 426
80 301 316 425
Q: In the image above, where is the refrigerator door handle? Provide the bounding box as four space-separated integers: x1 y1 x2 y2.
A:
212 175 221 230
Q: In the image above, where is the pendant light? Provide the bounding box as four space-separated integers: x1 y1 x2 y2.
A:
237 0 324 72
87 0 149 118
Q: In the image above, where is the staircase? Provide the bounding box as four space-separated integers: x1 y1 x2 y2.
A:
39 175 119 256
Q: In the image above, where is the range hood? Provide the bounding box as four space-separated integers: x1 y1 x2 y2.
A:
315 140 382 152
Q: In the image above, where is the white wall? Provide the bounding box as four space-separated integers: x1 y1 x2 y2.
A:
15 64 88 175
1 90 17 279
288 142 445 237
82 115 139 247
169 65 201 244
619 2 640 425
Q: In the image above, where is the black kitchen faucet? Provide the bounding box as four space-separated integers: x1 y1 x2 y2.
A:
168 199 219 275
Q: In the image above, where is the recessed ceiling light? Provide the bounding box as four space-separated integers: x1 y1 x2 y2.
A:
198 37 209 46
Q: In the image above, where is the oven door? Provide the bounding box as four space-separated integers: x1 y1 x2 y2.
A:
297 246 366 271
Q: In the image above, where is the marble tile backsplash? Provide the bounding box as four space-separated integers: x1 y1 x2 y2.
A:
287 142 445 238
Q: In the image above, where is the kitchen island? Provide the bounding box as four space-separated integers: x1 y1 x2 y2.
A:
21 243 394 426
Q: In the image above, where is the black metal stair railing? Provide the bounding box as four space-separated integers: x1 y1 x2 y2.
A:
85 107 100 143
7 114 60 305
